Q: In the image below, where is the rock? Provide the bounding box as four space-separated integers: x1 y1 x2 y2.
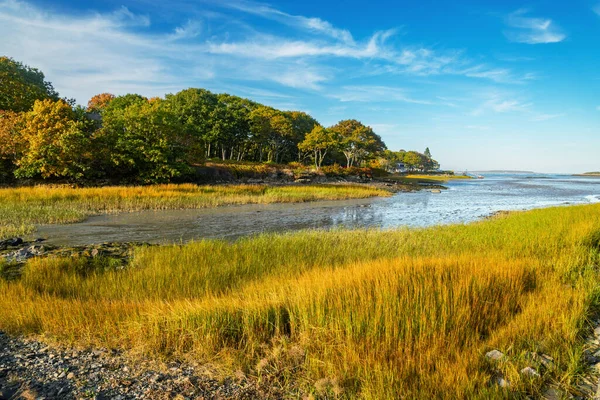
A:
594 326 600 337
494 375 510 388
431 189 442 193
485 349 505 361
539 354 555 369
0 237 23 250
67 372 75 379
520 366 539 378
543 387 564 400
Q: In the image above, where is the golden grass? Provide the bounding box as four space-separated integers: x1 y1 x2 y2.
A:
1 204 600 398
0 183 389 239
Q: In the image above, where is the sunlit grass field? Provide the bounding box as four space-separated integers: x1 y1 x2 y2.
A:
1 204 600 398
0 184 389 239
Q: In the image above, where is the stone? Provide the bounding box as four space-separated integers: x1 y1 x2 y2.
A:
485 349 505 361
539 354 555 369
67 372 75 379
494 375 510 388
520 366 539 378
543 387 563 400
594 326 600 337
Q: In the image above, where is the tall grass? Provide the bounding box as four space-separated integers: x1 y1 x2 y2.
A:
1 204 599 398
0 184 389 239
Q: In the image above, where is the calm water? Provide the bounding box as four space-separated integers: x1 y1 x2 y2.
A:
37 174 600 246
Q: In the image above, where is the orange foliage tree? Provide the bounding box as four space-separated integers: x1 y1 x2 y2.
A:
87 93 115 113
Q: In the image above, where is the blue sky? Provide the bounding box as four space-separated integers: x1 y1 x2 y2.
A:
1 0 599 172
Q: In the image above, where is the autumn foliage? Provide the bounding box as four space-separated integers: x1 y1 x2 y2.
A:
0 57 440 183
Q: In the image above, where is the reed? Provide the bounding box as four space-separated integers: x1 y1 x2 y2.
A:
1 204 599 398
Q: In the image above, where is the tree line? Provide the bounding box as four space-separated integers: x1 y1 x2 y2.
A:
0 56 440 183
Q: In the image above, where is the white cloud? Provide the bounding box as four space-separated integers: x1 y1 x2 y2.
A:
168 20 202 41
329 85 433 105
213 0 354 43
504 9 566 44
0 0 538 107
470 91 533 116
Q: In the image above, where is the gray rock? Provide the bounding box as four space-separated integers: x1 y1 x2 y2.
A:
542 387 563 400
494 375 510 388
521 366 540 378
485 349 505 361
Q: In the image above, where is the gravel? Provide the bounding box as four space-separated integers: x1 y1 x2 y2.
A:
0 332 262 399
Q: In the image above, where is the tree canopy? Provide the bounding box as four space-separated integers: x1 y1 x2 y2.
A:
0 57 443 183
0 57 59 113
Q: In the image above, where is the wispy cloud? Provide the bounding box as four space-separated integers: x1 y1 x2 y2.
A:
530 113 564 122
328 85 434 104
216 0 355 43
0 0 537 107
469 90 563 122
594 4 600 16
470 91 533 116
504 9 566 44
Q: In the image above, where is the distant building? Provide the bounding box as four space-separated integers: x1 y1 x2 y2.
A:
393 162 406 173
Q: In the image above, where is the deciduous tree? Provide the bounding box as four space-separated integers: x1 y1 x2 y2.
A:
298 126 339 169
16 99 91 179
0 57 59 112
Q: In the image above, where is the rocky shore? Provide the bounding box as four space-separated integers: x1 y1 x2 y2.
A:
0 239 143 280
0 332 262 400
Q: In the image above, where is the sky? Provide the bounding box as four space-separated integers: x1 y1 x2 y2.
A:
1 0 599 173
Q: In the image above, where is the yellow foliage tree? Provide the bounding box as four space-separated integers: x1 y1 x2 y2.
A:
16 99 91 179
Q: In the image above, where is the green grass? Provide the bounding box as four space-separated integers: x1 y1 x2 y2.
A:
1 204 600 398
0 184 390 239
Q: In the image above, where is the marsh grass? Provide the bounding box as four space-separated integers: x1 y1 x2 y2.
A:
0 184 389 239
1 204 600 398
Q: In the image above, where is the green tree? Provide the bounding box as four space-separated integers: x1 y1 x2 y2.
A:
15 99 91 179
298 126 339 169
249 106 294 163
330 119 386 167
402 151 422 171
0 57 59 112
285 111 319 161
424 147 432 158
0 110 23 179
105 98 188 182
165 88 218 161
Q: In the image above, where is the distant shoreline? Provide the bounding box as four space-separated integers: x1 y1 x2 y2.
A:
475 170 535 174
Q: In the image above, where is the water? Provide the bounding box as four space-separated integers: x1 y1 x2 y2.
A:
36 173 600 246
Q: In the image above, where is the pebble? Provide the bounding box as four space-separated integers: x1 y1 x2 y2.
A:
521 366 540 378
485 349 505 361
0 331 260 399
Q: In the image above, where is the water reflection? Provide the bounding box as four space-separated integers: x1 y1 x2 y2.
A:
36 174 600 246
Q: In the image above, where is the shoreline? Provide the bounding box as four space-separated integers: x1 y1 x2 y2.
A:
2 203 600 398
